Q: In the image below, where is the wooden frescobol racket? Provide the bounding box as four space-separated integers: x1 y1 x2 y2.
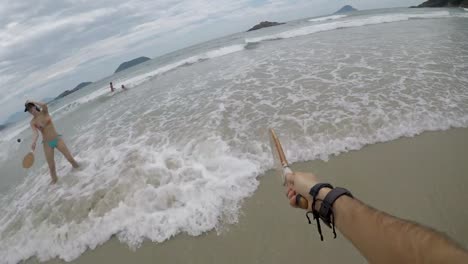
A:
22 151 35 169
269 128 308 209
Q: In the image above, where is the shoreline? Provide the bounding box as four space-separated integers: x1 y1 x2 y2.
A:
32 128 468 264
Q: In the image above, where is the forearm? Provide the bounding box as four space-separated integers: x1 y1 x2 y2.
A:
30 100 46 107
331 195 468 263
31 129 39 148
32 133 39 142
31 100 48 113
287 172 468 262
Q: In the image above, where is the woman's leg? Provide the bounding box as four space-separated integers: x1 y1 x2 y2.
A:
43 143 58 183
56 138 79 168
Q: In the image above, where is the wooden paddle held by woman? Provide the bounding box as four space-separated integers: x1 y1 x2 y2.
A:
22 150 35 169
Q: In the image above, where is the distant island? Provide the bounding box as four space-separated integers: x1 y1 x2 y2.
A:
412 0 468 7
247 21 285 32
114 56 151 73
55 81 92 100
334 5 358 14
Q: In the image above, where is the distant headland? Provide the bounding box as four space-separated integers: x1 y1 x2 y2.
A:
334 5 358 14
114 56 151 73
247 21 285 32
54 82 92 100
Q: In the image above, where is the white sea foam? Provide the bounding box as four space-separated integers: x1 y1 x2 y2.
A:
454 12 468 18
122 44 246 87
246 11 452 43
0 103 261 263
0 140 19 163
308 14 347 22
464 8 468 11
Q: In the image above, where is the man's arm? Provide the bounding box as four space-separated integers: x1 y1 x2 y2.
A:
328 192 467 264
287 172 468 264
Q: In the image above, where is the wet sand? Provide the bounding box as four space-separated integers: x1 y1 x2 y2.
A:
36 128 468 264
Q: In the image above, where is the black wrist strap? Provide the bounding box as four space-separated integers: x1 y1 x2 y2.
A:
309 183 334 200
319 187 353 238
305 183 333 241
319 187 353 224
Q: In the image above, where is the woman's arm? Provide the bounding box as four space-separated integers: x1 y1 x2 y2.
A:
27 100 48 114
286 172 468 264
30 122 39 151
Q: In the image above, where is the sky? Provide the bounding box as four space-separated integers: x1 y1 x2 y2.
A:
0 0 422 123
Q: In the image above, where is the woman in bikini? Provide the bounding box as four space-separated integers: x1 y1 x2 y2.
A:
25 100 79 184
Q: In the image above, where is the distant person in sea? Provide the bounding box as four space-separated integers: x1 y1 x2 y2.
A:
121 84 127 90
285 171 468 263
110 82 115 92
25 100 79 184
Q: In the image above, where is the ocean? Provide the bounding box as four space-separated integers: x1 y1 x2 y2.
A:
1 7 468 263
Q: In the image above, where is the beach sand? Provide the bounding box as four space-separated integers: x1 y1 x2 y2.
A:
34 128 468 264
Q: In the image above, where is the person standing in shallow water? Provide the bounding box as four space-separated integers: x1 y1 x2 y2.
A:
109 82 115 92
25 100 79 184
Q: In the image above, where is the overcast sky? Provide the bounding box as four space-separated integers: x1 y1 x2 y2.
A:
0 0 421 122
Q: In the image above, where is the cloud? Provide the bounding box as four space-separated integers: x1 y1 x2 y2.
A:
0 8 118 51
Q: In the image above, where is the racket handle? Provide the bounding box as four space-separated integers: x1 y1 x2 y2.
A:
282 166 292 185
283 167 309 209
296 194 309 210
